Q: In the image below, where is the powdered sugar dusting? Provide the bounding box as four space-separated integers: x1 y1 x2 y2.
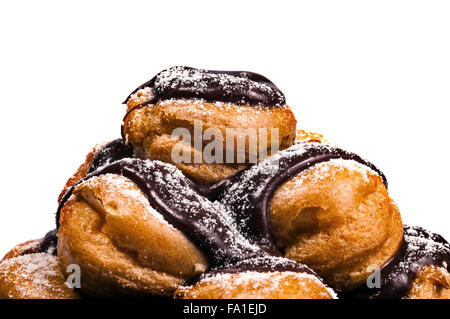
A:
81 174 175 229
148 159 262 258
292 158 378 187
219 142 384 239
128 87 154 105
184 270 337 299
158 98 268 113
0 253 67 298
381 226 450 292
153 66 285 107
402 226 450 271
220 144 308 213
18 240 40 254
101 158 263 263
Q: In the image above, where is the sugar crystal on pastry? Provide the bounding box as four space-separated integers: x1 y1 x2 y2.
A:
0 253 80 299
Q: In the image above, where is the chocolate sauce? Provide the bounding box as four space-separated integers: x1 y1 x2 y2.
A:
55 141 386 282
123 66 286 108
57 158 276 267
53 139 450 298
344 226 450 299
46 139 133 256
88 138 134 174
56 138 133 227
54 142 330 281
217 142 388 250
37 229 58 255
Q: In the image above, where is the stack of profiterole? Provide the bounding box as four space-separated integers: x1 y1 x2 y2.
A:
1 66 449 299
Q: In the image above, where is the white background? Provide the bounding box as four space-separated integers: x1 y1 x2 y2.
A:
0 0 449 257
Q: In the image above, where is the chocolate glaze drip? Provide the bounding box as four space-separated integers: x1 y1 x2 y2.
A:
207 256 314 276
217 142 388 250
54 138 450 298
55 140 387 284
190 173 242 201
344 226 450 299
54 142 325 280
123 66 286 108
186 142 388 283
37 229 58 255
56 138 132 227
43 140 133 256
57 158 275 266
194 142 387 202
88 138 134 174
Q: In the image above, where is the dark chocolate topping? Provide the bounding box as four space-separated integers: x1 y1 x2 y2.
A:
124 66 286 108
344 226 450 299
187 142 388 283
37 229 58 255
52 140 131 254
55 141 333 282
57 158 273 266
217 142 388 250
56 138 132 227
88 138 134 174
55 140 386 283
51 138 450 297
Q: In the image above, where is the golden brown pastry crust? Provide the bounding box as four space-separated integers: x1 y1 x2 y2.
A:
57 174 208 296
407 265 450 299
174 271 336 299
0 252 80 299
269 160 404 290
123 89 297 184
